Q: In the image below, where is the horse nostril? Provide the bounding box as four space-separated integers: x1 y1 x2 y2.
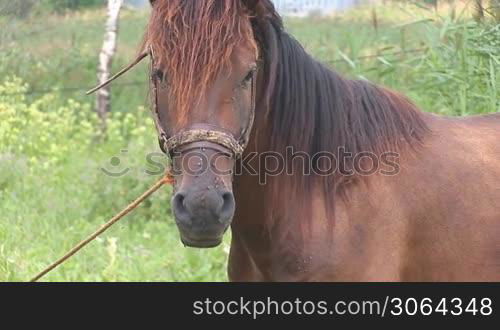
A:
172 189 235 226
219 191 235 222
172 192 190 224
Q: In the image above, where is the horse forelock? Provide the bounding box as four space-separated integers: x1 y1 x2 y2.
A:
145 0 258 123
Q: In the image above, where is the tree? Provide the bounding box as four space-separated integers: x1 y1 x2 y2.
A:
95 0 123 133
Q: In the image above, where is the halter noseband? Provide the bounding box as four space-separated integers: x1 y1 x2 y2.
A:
88 48 257 160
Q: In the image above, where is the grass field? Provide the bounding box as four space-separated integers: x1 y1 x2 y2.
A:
0 2 498 282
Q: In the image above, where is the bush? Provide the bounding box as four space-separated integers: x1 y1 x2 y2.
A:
0 77 97 165
0 77 153 166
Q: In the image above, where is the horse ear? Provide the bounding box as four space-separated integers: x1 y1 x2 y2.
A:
242 0 261 11
149 0 156 6
244 0 280 23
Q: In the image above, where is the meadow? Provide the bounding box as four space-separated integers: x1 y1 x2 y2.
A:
0 2 498 281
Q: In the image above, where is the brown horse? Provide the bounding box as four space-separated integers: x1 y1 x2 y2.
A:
99 0 500 281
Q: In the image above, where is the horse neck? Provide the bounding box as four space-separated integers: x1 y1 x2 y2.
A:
233 29 429 231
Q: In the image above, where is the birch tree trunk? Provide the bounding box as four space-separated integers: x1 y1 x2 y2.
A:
96 0 123 132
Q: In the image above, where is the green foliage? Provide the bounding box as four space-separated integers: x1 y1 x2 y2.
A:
40 0 105 13
0 77 95 164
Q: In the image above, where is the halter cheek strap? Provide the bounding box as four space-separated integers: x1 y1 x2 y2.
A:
148 46 170 154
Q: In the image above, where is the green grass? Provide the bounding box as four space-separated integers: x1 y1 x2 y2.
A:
0 151 230 282
0 2 498 282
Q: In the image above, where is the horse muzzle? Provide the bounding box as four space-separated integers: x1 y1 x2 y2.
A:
172 185 235 248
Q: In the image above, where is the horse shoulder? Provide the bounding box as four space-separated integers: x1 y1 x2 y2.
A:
396 114 500 280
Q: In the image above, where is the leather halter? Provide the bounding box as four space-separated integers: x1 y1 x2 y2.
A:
87 48 257 160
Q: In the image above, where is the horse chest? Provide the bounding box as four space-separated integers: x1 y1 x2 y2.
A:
230 177 405 281
229 224 341 281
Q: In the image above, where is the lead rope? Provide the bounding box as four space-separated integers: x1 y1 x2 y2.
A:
30 172 175 282
34 50 175 282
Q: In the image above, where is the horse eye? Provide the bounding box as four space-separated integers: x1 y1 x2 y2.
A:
240 68 255 88
153 69 170 89
154 69 164 82
243 71 253 82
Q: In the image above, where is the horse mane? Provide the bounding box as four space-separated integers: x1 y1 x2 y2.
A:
144 0 257 124
263 30 429 170
248 1 430 230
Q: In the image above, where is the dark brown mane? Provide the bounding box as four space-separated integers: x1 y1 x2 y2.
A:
246 1 430 229
262 30 429 166
144 0 257 124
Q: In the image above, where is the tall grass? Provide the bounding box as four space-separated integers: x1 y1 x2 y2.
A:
288 1 499 114
0 2 498 282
